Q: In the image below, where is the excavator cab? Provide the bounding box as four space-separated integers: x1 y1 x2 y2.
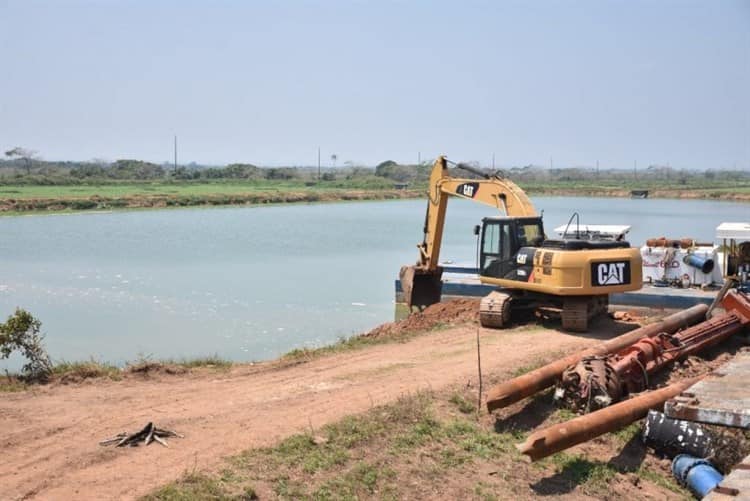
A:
480 217 545 281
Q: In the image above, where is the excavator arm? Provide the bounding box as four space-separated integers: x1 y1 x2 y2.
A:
401 155 537 309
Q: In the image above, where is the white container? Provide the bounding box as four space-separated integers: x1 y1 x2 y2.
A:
640 245 718 287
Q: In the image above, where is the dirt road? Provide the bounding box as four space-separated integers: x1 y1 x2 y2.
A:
0 321 622 500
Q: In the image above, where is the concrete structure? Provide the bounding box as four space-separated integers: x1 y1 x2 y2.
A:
665 350 750 429
704 453 750 500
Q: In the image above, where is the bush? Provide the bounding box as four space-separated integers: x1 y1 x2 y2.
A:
0 309 51 381
71 199 98 210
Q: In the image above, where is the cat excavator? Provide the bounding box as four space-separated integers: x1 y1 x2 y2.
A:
400 156 643 332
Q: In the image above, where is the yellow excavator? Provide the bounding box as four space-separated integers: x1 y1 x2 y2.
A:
400 156 643 332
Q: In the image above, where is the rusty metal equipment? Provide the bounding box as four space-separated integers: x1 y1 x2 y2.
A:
485 304 709 412
646 237 705 249
516 376 703 461
556 290 750 413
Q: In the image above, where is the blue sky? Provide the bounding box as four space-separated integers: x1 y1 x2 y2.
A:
1 0 748 169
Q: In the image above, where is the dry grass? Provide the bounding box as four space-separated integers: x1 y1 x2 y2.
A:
143 387 690 500
2 355 235 390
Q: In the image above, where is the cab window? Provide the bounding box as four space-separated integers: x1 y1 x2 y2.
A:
518 223 543 247
481 221 511 276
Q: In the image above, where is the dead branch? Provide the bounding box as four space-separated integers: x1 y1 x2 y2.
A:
100 422 183 448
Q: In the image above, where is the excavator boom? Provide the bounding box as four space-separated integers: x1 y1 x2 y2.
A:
416 156 536 271
402 156 536 309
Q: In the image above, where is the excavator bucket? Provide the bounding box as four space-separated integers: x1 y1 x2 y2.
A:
400 265 443 311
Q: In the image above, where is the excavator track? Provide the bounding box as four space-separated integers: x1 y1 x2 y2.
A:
560 295 609 332
561 298 589 332
597 295 609 315
479 291 513 328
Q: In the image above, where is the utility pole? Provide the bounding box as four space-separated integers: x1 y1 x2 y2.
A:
317 147 321 182
492 152 495 170
596 159 599 178
550 157 553 170
173 135 177 173
634 160 637 180
418 151 421 165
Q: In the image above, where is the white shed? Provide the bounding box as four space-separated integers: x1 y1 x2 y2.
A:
716 222 750 241
716 222 750 278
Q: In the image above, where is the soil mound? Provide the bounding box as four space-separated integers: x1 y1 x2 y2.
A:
125 361 187 376
363 298 480 339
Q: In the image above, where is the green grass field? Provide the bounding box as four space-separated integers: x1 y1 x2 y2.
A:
0 180 394 200
0 179 423 215
3 181 749 199
520 178 750 192
0 177 748 214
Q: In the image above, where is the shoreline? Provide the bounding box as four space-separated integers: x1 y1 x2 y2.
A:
0 303 701 500
0 186 748 216
0 299 471 390
0 188 423 216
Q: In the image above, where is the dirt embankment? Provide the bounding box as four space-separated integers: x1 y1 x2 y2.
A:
1 300 745 500
363 298 480 339
526 187 750 202
1 300 602 501
0 189 422 213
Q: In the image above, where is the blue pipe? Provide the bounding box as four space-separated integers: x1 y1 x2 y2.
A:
683 254 714 274
672 454 723 498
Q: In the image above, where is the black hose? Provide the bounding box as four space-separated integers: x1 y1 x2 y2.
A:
475 226 482 273
562 212 581 240
444 159 493 179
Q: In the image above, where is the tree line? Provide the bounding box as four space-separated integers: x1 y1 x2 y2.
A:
2 147 748 186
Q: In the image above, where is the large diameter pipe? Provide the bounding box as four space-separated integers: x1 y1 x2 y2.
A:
672 455 723 498
684 254 714 274
516 376 702 461
486 304 708 411
643 411 715 459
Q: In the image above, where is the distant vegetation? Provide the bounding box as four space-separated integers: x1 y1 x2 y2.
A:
1 151 413 187
1 147 749 213
2 150 748 189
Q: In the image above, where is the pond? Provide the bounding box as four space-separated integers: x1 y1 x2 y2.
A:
1 196 746 369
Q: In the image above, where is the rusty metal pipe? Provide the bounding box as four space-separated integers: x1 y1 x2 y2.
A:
516 376 703 461
486 304 708 412
558 290 750 412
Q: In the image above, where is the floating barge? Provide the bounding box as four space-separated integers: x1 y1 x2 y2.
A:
395 222 750 310
394 265 718 309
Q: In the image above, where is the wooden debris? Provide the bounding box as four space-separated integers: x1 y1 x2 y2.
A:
99 422 183 448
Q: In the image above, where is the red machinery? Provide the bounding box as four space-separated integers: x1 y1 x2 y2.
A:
556 290 750 412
